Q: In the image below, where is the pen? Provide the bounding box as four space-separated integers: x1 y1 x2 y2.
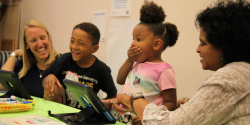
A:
0 98 15 101
10 95 26 102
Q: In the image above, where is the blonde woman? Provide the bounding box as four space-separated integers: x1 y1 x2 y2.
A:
0 20 60 98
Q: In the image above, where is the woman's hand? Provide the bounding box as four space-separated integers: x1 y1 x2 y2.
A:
112 93 134 114
42 74 62 97
14 49 23 58
127 46 142 63
132 116 142 125
1 49 24 71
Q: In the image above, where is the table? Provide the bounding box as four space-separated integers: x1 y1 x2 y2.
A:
1 93 125 125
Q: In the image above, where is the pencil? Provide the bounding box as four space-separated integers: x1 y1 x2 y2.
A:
102 100 114 104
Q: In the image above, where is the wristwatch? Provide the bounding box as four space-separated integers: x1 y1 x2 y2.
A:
130 92 144 109
131 92 145 99
10 52 18 61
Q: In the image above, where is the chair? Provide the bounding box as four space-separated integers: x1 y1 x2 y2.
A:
0 51 12 68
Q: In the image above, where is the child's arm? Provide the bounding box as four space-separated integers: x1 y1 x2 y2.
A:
42 74 62 97
159 69 177 111
43 77 64 104
117 46 142 85
117 59 134 85
42 54 65 98
162 89 177 111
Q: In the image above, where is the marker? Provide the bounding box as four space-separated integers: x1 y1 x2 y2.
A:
0 100 18 103
0 98 15 101
10 95 26 102
0 101 33 105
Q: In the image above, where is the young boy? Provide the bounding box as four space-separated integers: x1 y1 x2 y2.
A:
42 22 117 109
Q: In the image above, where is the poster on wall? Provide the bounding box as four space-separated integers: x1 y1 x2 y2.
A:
106 20 139 94
93 10 107 41
110 0 131 17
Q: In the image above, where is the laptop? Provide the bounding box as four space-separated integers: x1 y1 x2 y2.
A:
0 70 32 99
48 79 116 125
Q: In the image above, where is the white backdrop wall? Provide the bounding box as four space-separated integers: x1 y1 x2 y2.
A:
19 0 216 99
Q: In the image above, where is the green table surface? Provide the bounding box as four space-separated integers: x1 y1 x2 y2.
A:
0 92 125 125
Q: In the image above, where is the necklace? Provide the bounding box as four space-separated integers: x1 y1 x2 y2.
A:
38 68 43 78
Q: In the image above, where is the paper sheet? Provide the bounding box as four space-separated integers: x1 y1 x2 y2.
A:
110 0 131 17
0 115 66 125
93 10 107 41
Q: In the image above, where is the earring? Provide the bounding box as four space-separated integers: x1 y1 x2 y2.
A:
221 54 224 61
26 47 29 49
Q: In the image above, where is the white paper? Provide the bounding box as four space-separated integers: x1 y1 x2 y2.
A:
0 115 66 125
106 20 139 95
93 10 107 41
110 0 131 17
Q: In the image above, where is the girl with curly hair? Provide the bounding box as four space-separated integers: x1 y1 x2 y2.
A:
106 1 179 125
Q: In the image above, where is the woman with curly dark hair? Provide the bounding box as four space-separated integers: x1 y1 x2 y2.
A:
104 1 179 125
110 0 250 124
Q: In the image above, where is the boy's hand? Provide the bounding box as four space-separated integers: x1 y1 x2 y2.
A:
127 46 142 63
42 74 62 97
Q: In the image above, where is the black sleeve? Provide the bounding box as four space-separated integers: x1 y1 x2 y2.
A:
42 54 65 79
14 59 23 74
99 66 117 97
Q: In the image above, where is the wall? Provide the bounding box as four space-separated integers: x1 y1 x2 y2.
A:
19 0 216 99
1 5 19 40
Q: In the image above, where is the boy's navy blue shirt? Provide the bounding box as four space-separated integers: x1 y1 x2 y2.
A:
14 59 45 98
42 52 117 108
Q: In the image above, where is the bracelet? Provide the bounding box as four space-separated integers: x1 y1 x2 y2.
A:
130 93 145 109
10 52 18 61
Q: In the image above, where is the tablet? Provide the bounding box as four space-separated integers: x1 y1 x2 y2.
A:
0 70 32 99
63 79 116 124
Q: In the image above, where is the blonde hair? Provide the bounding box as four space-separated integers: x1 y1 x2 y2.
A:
19 20 59 78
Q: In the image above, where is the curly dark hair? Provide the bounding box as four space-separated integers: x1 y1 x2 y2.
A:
195 0 250 65
139 1 179 51
73 22 100 45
